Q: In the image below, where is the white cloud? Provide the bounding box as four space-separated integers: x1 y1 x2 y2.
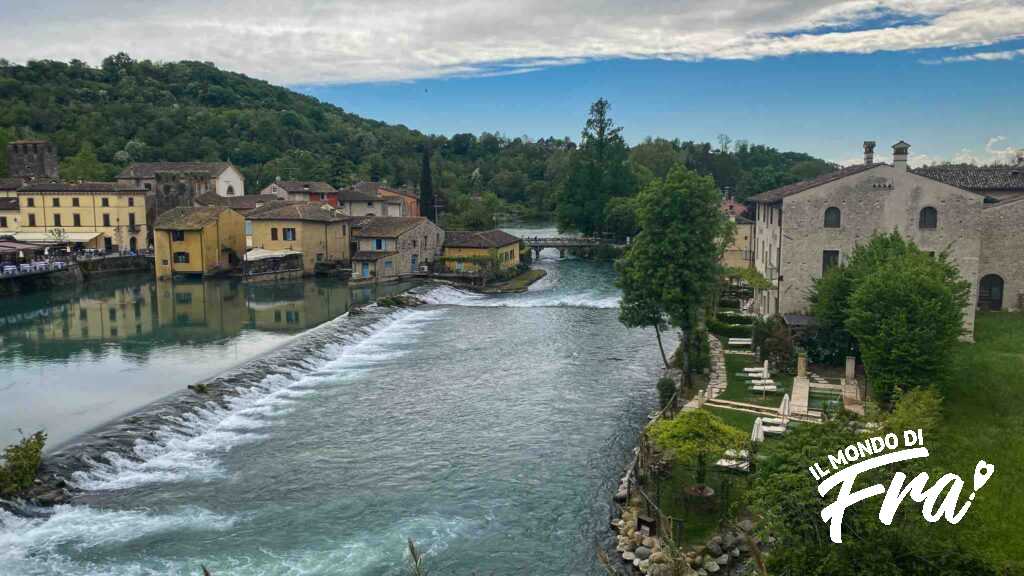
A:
922 47 1024 63
2 1 1024 84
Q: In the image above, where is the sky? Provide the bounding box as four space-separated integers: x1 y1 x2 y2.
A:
3 0 1023 165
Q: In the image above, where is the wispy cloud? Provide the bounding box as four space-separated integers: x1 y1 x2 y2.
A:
922 47 1024 64
3 1 1024 84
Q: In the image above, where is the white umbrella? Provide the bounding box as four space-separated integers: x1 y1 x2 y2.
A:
763 360 770 375
751 417 765 443
779 393 791 422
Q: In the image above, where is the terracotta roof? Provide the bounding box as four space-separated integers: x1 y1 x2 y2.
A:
0 178 26 191
354 217 428 238
721 197 747 218
155 206 233 230
194 192 280 213
272 180 337 194
0 197 18 211
18 181 146 194
911 165 1024 192
748 164 880 203
336 186 383 203
247 201 349 222
352 250 398 261
444 229 520 249
353 181 419 199
338 182 405 204
117 162 233 179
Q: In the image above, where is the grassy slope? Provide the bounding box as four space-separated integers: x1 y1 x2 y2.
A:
932 312 1024 572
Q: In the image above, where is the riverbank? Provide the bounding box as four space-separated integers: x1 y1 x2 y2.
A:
476 268 547 293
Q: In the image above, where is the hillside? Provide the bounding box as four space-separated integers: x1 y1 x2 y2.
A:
0 54 835 225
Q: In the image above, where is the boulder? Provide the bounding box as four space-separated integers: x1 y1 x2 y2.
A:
716 553 730 566
722 532 736 549
634 546 652 560
33 489 67 506
648 564 671 576
703 558 721 573
622 551 636 562
738 519 754 533
638 559 650 573
650 551 666 563
706 540 723 556
642 536 657 549
731 547 741 558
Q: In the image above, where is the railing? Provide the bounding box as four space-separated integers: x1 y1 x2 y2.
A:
522 236 605 247
0 260 71 278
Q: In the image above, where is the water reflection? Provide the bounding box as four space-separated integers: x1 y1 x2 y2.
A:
0 274 413 448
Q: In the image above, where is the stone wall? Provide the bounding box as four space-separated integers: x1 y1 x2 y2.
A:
979 199 1024 311
79 255 154 278
0 265 83 297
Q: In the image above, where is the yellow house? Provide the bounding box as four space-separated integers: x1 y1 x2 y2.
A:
153 206 245 279
722 216 754 269
247 202 351 274
13 182 148 252
443 230 521 273
0 197 19 234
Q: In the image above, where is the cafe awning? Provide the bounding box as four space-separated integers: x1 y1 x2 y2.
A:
13 231 104 244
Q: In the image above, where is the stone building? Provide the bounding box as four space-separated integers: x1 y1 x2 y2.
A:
337 184 407 217
351 181 420 217
259 180 338 205
117 162 246 224
6 140 59 179
351 217 444 282
14 182 148 252
748 141 1024 338
443 229 521 273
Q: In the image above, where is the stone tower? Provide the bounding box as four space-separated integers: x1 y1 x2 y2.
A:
6 140 59 179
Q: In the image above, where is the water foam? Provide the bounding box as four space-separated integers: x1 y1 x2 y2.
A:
419 285 620 309
71 309 441 492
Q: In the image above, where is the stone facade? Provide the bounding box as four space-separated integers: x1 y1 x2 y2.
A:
7 141 59 179
748 142 1022 338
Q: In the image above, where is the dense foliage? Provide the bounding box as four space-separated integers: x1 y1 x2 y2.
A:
0 55 835 228
648 409 746 486
0 430 46 497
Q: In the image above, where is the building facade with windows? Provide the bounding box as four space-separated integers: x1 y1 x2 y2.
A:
336 185 407 218
247 202 351 274
153 206 245 279
259 180 339 206
442 229 521 273
747 140 1024 338
117 162 246 226
12 182 148 252
351 217 444 282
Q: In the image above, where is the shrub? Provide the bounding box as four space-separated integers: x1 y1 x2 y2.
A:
717 312 753 325
718 297 740 309
707 318 753 339
753 315 795 372
0 430 46 497
657 377 677 409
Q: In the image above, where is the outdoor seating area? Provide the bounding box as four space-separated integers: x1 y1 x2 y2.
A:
1 260 67 276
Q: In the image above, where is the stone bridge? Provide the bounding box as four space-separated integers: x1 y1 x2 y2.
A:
522 236 608 259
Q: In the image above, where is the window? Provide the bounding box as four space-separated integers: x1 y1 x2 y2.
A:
53 214 62 227
144 183 152 191
412 239 417 248
0 217 6 228
26 198 34 207
226 185 235 196
374 239 383 250
101 198 109 207
129 213 136 227
102 214 111 227
72 197 80 207
173 252 190 263
74 214 81 226
28 214 36 227
824 207 841 228
271 228 278 241
283 228 296 241
245 221 253 235
128 197 134 207
384 260 393 272
175 292 192 304
822 250 840 274
286 311 299 324
109 308 117 321
919 207 937 229
52 197 60 207
171 230 185 241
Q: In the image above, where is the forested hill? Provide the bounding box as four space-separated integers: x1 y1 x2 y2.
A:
0 54 835 226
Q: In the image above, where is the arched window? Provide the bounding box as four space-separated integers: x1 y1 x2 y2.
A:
226 185 236 196
919 207 937 229
979 274 1005 310
824 207 841 228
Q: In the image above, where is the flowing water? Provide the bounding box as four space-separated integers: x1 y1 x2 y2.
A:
0 234 669 576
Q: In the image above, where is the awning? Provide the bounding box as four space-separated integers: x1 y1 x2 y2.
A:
245 248 303 261
13 231 104 244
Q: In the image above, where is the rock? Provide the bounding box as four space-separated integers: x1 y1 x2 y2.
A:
633 558 641 567
642 536 657 548
33 489 67 506
697 569 708 576
634 546 652 560
738 519 754 533
706 540 723 556
648 564 671 576
716 553 729 566
638 559 650 573
650 551 666 563
723 532 736 549
731 547 741 558
622 551 636 562
703 558 721 573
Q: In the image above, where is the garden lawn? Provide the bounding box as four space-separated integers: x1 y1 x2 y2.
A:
706 406 758 434
717 353 793 407
928 311 1024 573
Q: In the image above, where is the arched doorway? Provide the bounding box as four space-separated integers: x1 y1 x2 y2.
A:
979 274 1004 311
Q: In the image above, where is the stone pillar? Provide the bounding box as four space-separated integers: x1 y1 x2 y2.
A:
797 353 807 379
845 356 856 385
559 248 566 259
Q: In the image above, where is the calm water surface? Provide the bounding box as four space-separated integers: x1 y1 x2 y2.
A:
0 232 668 576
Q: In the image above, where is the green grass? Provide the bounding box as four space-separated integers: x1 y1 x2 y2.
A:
479 268 547 293
651 458 749 548
706 406 759 433
928 311 1024 573
716 353 794 407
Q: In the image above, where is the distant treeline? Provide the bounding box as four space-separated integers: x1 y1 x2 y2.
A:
0 54 836 229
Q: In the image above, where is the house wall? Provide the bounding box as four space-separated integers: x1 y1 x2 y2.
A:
155 228 205 278
0 209 19 233
753 202 783 316
377 189 419 217
722 220 753 269
215 166 246 197
443 243 519 272
355 219 444 279
251 220 349 274
758 164 983 335
979 200 1024 311
18 191 148 251
341 199 406 217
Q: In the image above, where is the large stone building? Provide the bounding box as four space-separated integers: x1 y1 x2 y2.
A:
749 141 1024 337
117 162 246 223
351 217 444 282
6 140 59 179
13 182 148 252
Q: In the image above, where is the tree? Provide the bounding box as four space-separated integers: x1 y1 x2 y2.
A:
617 165 728 372
846 250 969 402
557 98 635 235
647 409 746 486
603 195 639 242
419 144 436 222
59 141 110 181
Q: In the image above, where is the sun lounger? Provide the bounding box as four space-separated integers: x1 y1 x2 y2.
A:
751 385 778 392
742 367 766 372
749 379 774 385
728 338 753 345
715 458 750 472
762 422 788 435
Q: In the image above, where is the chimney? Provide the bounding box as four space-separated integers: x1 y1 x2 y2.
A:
892 141 910 171
863 141 876 165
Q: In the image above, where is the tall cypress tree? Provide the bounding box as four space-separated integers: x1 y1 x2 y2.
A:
419 144 436 222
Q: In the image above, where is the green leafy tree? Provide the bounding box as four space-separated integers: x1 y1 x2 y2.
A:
603 195 639 242
0 430 46 497
557 98 635 235
59 141 110 181
617 165 728 372
846 250 969 402
647 409 746 486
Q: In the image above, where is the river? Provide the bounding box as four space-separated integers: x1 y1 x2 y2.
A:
0 233 669 576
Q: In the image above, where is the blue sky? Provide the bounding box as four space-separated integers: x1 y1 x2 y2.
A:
299 41 1024 166
5 1 1024 165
